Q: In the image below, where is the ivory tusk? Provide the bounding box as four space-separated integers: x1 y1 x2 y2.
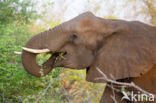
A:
14 51 22 54
22 47 50 53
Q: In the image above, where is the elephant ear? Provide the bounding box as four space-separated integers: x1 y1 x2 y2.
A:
86 21 156 83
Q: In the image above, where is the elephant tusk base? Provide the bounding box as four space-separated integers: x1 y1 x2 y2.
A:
22 47 50 53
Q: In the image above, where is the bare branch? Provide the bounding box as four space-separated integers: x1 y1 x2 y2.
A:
111 95 118 103
110 83 118 103
95 67 156 98
34 82 52 103
62 86 71 103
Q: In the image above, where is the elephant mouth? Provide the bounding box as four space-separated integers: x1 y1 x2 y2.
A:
22 47 67 68
21 46 68 77
51 51 67 67
86 66 90 73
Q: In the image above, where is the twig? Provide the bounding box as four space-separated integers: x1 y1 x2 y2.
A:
111 95 118 103
95 67 156 98
34 82 52 103
62 86 71 103
106 84 121 93
110 83 118 103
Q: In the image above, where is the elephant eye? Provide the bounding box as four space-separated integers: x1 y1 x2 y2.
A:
70 34 78 40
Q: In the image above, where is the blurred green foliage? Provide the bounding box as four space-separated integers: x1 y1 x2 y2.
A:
0 20 66 103
0 24 104 103
0 0 62 102
0 0 105 103
0 0 38 25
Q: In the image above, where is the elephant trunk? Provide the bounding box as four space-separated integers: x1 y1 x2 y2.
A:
22 25 66 77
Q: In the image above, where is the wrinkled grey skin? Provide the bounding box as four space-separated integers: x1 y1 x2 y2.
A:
22 12 97 77
22 12 156 103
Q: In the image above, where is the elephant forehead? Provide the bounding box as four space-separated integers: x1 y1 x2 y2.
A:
77 18 100 32
64 12 97 32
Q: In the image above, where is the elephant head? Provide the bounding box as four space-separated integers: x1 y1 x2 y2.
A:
22 12 156 83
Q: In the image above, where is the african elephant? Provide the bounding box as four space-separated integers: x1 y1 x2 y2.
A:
22 12 156 103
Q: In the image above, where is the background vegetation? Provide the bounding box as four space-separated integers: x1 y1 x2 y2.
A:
0 0 104 103
0 0 156 103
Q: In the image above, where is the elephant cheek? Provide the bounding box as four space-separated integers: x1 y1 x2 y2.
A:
53 59 65 67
